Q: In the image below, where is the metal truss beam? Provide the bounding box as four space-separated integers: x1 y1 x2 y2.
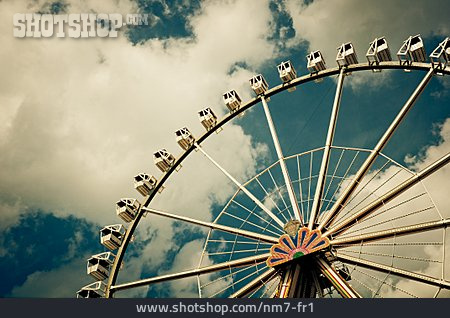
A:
337 253 450 289
142 207 279 244
229 267 278 298
111 253 270 292
261 96 303 223
324 152 450 237
318 67 435 231
331 218 450 245
309 68 345 229
195 143 285 228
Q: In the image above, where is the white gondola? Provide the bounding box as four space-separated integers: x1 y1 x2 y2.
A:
198 107 218 131
223 90 241 112
277 60 297 83
366 37 392 67
397 34 426 65
116 198 140 223
336 42 358 67
134 173 158 196
307 50 326 73
100 224 126 251
430 37 450 70
175 127 195 151
87 252 115 281
249 74 269 95
77 281 106 298
154 149 176 173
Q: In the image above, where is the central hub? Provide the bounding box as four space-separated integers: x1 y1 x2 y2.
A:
266 227 330 267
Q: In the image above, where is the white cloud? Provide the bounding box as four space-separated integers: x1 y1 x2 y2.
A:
10 257 92 297
334 118 450 297
0 0 275 228
0 0 278 297
285 0 450 88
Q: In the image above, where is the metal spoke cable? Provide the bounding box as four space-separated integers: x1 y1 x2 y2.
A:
201 265 253 289
358 192 427 224
208 248 271 256
322 151 361 214
306 151 314 220
296 155 305 217
209 266 269 298
334 241 443 247
322 148 346 206
267 169 293 221
341 206 435 236
339 249 442 263
350 266 419 298
339 167 404 220
342 158 391 210
224 206 283 236
255 176 286 221
207 239 272 246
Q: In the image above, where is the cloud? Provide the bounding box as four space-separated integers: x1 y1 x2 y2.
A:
0 0 282 296
9 256 91 297
333 118 450 297
284 0 450 88
0 0 276 229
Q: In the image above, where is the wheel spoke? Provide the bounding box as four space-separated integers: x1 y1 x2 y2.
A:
111 253 270 292
324 152 450 237
261 96 302 223
309 68 345 229
337 252 450 289
142 207 279 244
318 67 435 231
330 218 450 245
195 143 285 227
229 267 278 298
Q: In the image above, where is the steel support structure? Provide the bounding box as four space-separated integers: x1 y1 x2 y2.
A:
229 267 278 298
331 218 450 245
318 67 435 231
111 253 270 292
309 68 345 229
142 207 278 244
104 62 448 298
324 152 450 237
337 253 450 289
195 143 285 228
261 96 303 223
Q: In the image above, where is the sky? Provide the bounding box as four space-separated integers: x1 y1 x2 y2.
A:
0 0 449 298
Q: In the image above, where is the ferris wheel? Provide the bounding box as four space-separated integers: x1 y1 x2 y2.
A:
77 35 450 299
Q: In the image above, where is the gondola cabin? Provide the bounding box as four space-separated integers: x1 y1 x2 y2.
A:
277 60 297 83
223 90 241 112
100 224 126 251
249 74 269 95
307 50 326 73
134 173 157 196
175 127 195 151
77 281 106 298
430 37 450 70
86 252 115 281
154 149 176 173
397 34 426 64
366 37 392 65
336 42 358 67
116 198 140 223
198 107 217 131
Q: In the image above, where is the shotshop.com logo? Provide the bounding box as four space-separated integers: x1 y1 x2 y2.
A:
13 13 149 38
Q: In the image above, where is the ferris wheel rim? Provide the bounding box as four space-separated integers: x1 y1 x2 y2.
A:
104 61 450 298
